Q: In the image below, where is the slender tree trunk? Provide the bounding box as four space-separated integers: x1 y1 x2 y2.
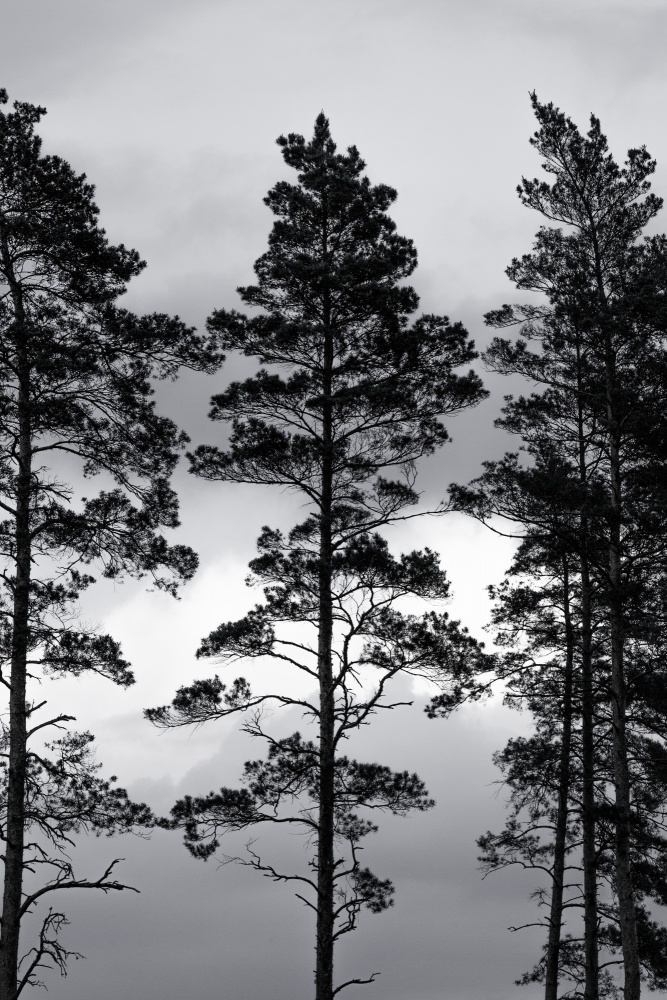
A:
315 426 335 999
315 207 336 1000
591 232 640 1000
0 297 32 1000
607 423 640 1000
544 553 575 1000
574 347 599 1000
580 558 599 1000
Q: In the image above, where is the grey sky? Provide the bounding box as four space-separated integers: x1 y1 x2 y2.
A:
2 1 667 997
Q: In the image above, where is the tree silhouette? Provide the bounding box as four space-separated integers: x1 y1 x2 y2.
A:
146 114 488 1000
0 88 218 998
452 94 667 1000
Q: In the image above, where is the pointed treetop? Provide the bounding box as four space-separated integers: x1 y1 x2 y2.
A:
519 92 662 239
271 113 377 200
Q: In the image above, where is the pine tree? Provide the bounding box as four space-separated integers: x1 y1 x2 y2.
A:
452 94 667 1000
482 545 667 997
0 89 218 998
146 114 488 999
477 535 617 998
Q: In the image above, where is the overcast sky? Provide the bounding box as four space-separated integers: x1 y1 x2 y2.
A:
3 1 667 998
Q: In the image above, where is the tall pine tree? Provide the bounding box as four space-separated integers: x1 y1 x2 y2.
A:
146 114 488 999
452 95 667 1000
0 89 217 998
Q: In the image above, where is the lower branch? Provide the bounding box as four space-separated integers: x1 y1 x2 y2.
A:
20 858 138 918
17 909 83 997
333 971 380 996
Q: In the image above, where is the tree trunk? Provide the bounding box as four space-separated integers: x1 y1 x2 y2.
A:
0 304 32 1000
315 209 335 1000
592 224 640 1000
580 558 599 1000
607 423 640 1000
315 466 335 1000
544 553 575 1000
574 348 599 1000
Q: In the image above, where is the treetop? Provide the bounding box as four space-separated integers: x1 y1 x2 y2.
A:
0 88 144 305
